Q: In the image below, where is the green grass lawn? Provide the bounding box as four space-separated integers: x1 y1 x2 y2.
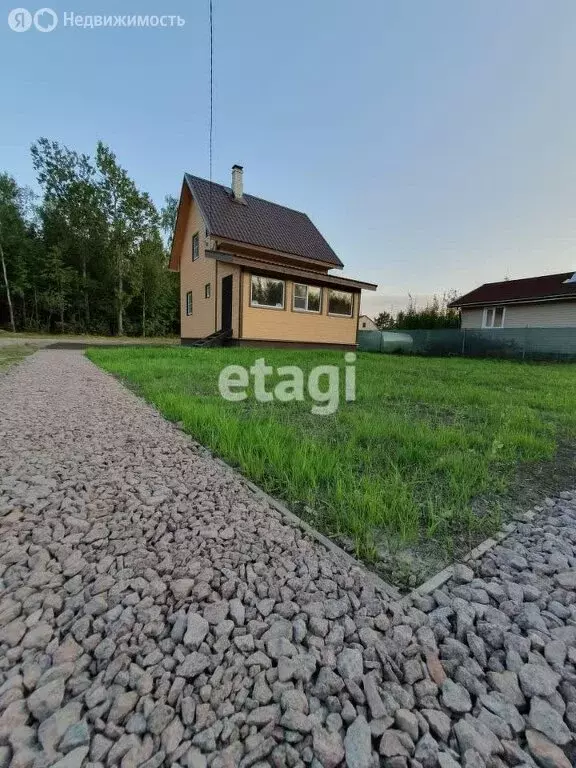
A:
0 344 36 371
87 346 576 578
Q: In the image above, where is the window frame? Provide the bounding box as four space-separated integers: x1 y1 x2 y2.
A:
327 289 354 318
204 283 211 299
250 274 286 310
292 283 322 314
482 306 505 328
192 232 199 261
185 291 192 316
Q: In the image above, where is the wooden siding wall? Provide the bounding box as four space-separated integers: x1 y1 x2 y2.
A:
179 196 216 338
461 301 576 329
240 272 359 345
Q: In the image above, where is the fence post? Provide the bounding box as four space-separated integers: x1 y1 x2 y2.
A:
461 328 466 356
522 327 527 362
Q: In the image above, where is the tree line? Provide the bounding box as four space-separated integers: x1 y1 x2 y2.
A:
0 138 179 336
374 294 460 330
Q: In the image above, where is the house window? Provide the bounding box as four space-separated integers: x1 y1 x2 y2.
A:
362 321 366 328
328 289 353 317
185 291 192 316
205 283 211 299
192 232 199 261
250 275 285 309
483 306 505 328
293 283 321 313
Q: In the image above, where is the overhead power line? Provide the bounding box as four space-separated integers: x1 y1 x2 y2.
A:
208 0 214 236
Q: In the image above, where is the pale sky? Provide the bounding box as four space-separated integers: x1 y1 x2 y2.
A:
2 1 576 317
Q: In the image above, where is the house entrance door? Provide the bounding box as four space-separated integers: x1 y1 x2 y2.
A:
221 275 233 332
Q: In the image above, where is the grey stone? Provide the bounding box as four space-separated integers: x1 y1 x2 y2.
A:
312 725 345 768
414 733 439 768
246 705 280 726
90 734 113 761
203 601 229 625
441 679 472 713
336 648 363 684
147 703 175 735
161 714 184 754
379 730 412 758
183 747 207 768
462 749 486 768
438 753 461 768
518 664 560 698
344 716 372 768
395 709 419 742
422 709 451 742
177 652 211 678
171 578 195 600
280 689 308 714
363 672 387 719
229 598 245 626
50 746 90 768
486 671 525 707
27 678 65 721
38 702 83 753
22 622 52 650
453 564 474 583
528 697 571 746
126 713 148 734
480 692 524 734
108 690 138 723
58 721 90 753
267 636 296 659
183 613 209 649
525 729 571 768
544 641 567 668
477 707 512 740
314 667 345 699
555 571 576 589
280 709 312 733
453 719 499 761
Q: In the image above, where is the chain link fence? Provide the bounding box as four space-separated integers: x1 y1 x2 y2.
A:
358 328 576 361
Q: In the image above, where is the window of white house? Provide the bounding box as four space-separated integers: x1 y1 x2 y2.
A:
186 291 192 316
293 283 321 313
204 283 211 299
327 289 353 317
192 232 199 261
483 306 505 328
250 275 285 309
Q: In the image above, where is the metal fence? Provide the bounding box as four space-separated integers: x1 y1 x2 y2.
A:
357 328 576 361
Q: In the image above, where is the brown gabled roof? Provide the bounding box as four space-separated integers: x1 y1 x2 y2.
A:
449 271 576 308
184 174 344 268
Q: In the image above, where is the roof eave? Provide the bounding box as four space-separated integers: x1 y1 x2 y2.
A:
184 174 212 232
451 293 576 308
205 250 376 291
168 179 193 272
213 235 344 270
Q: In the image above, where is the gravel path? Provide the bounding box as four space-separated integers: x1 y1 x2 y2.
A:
0 350 575 768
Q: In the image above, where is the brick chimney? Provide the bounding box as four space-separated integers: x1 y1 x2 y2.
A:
231 164 244 201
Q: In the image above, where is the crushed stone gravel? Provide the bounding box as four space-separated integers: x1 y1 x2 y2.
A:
0 350 575 768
